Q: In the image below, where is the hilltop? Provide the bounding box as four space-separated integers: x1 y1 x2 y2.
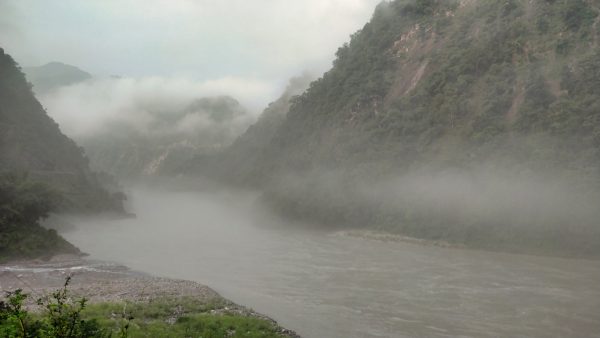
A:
23 61 92 95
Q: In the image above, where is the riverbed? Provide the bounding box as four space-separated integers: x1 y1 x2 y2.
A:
61 186 600 338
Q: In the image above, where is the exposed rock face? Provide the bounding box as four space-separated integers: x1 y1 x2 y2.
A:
219 0 600 193
79 95 252 178
198 0 600 257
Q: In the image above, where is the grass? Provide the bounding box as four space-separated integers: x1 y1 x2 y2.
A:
81 297 287 338
2 277 290 337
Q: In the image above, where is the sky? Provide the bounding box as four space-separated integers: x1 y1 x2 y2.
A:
0 0 382 109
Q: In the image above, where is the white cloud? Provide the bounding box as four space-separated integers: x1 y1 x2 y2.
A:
3 0 382 142
40 76 274 138
1 0 381 100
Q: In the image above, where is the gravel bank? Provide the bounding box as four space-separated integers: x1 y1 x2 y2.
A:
0 255 299 337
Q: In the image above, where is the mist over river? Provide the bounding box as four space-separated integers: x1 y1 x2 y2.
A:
62 185 600 338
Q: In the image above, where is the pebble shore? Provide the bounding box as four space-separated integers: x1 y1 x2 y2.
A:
0 255 299 337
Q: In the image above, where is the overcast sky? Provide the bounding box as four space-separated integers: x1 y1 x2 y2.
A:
0 0 381 108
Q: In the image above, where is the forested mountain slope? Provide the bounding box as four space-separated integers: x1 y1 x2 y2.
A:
82 96 251 178
265 0 600 178
187 74 313 185
208 0 600 257
0 48 123 212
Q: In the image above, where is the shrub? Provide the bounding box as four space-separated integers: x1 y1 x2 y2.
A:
0 277 118 338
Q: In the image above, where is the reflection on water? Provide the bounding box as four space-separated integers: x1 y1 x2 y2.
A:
63 186 600 338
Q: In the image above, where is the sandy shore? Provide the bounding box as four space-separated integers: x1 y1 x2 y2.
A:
0 255 299 337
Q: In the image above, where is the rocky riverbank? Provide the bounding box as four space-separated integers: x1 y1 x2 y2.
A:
0 255 299 337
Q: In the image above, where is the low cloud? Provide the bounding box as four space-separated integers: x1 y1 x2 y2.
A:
40 76 276 139
269 165 600 236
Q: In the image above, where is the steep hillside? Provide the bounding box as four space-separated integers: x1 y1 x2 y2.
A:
0 48 123 212
265 0 600 177
187 74 313 184
81 96 251 178
0 173 81 262
211 0 600 257
23 62 92 95
19 60 254 179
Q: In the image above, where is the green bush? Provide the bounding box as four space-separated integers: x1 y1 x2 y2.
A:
0 277 112 338
1 278 288 337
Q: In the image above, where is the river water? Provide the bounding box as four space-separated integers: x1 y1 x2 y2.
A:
62 186 600 338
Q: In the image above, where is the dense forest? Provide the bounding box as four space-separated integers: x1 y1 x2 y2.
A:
0 173 80 262
0 48 126 260
0 48 124 213
194 0 600 257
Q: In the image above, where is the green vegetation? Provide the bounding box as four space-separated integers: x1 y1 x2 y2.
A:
0 173 80 262
1 278 109 337
190 75 313 185
1 278 288 338
202 0 600 257
0 47 124 213
83 302 285 338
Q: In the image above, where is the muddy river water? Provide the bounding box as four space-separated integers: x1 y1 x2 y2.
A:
62 186 600 337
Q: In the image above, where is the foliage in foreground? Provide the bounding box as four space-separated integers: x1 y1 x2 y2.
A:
0 277 286 338
85 303 284 338
0 277 110 338
0 173 80 262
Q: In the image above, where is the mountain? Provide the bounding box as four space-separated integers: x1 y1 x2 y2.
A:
186 74 313 184
0 173 81 261
81 96 251 178
264 0 600 178
20 60 255 179
203 0 600 257
0 48 124 212
23 61 92 95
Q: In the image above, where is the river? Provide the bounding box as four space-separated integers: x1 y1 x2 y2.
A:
62 186 600 338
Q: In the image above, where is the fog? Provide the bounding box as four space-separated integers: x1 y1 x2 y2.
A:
3 1 600 337
285 167 599 227
266 162 600 257
376 170 598 228
39 76 271 138
60 183 600 338
3 0 384 146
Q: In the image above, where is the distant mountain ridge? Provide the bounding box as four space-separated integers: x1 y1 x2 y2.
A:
23 61 92 95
